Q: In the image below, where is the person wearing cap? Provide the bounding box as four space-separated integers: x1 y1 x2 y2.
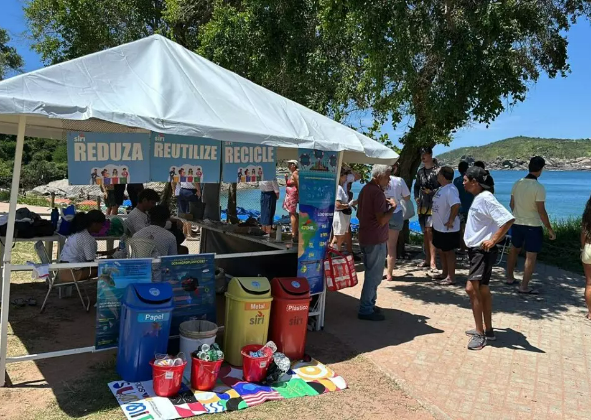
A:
506 156 555 294
463 166 514 350
430 166 461 285
283 160 300 243
357 164 397 321
473 161 495 194
414 147 439 271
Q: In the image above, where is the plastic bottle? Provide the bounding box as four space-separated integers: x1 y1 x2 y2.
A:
51 208 59 231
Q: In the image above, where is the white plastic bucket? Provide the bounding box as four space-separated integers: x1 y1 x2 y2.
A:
179 320 218 380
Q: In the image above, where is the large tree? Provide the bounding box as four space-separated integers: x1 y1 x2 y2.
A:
320 0 591 184
25 0 168 64
0 28 24 80
24 0 590 186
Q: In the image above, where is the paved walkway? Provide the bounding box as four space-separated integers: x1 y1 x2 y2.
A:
324 253 590 419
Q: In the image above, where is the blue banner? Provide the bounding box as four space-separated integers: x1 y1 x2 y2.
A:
67 132 151 185
296 149 339 294
95 259 153 349
150 133 221 183
222 142 276 183
160 254 216 335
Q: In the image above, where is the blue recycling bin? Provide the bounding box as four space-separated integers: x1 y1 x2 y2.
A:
116 283 174 382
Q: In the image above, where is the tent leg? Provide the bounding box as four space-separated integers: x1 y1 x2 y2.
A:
0 116 27 387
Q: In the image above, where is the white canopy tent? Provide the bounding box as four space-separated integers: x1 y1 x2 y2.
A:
0 35 398 386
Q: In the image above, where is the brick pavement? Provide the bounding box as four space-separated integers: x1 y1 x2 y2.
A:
324 253 591 420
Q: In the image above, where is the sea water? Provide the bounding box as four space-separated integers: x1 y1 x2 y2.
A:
221 170 591 222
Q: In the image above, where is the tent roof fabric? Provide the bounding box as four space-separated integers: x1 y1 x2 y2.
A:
0 35 397 164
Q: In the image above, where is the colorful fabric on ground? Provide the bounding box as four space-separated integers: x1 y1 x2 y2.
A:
109 359 346 419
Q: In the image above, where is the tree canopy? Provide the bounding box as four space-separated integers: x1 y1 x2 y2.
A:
23 0 591 184
0 28 24 80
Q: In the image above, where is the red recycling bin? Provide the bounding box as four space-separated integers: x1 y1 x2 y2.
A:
241 344 273 382
150 360 187 397
269 277 310 360
191 357 223 391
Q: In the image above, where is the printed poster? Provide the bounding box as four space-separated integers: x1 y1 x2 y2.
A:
67 132 151 185
296 149 339 294
150 133 221 183
95 259 153 349
222 141 276 183
160 254 216 335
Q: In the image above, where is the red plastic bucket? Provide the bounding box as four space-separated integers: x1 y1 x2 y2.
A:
150 360 187 397
191 357 223 391
241 344 273 383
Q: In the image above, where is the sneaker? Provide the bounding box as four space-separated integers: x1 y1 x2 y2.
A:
358 312 385 321
373 306 382 314
467 334 487 350
465 328 496 341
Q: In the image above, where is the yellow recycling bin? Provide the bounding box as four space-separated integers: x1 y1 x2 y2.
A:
224 277 273 366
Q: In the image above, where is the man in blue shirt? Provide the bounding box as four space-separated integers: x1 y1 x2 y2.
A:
454 161 473 252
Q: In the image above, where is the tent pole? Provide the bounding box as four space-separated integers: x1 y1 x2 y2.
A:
318 151 344 330
0 115 27 387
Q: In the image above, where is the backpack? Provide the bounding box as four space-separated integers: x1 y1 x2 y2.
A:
0 207 36 239
33 219 55 237
57 205 76 236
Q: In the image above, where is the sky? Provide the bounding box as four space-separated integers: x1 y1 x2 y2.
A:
2 1 591 155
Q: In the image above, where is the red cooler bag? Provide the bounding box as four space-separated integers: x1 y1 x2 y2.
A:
324 248 359 291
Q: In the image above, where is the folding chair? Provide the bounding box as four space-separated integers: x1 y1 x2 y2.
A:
35 241 94 313
127 237 157 258
497 233 512 265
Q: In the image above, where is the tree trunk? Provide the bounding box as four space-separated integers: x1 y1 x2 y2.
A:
396 142 422 255
227 183 239 224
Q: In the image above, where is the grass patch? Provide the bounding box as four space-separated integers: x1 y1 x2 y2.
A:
0 191 51 207
22 358 122 420
538 217 582 273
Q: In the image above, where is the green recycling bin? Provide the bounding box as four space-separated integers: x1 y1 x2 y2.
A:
224 277 273 366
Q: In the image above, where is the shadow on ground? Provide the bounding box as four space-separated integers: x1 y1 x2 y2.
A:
388 256 586 321
6 278 429 418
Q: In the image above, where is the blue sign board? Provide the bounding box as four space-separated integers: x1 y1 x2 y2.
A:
160 254 216 335
150 133 221 183
222 142 276 183
67 132 151 185
95 259 153 349
296 149 339 294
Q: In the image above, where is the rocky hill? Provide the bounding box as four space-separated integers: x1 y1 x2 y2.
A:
437 136 591 170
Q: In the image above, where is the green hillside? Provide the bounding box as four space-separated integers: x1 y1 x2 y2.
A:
437 136 591 163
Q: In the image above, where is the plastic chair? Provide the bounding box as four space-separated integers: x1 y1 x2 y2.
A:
127 237 158 258
35 241 94 313
497 233 512 265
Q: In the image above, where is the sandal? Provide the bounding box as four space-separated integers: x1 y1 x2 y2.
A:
11 298 25 307
504 279 517 286
439 279 455 286
518 288 539 295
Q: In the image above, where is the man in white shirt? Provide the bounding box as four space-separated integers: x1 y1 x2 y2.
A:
463 166 514 350
134 205 178 258
384 171 411 281
430 166 461 285
125 189 159 235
